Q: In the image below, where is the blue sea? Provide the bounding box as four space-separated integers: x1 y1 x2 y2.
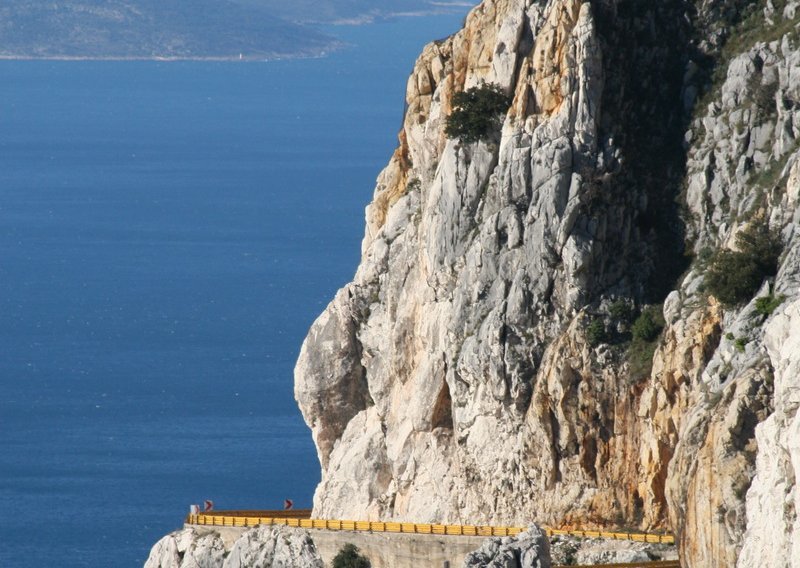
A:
0 13 467 567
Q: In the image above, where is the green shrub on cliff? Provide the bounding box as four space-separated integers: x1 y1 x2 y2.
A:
704 221 782 306
445 82 512 143
609 299 635 324
333 544 370 568
755 293 785 316
586 318 606 347
627 305 665 381
631 307 664 342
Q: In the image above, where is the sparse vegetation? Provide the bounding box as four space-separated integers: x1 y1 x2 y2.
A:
724 0 800 56
586 318 606 347
609 299 635 323
726 331 751 354
628 338 660 381
704 220 782 306
406 177 422 192
627 305 665 380
753 80 779 121
692 0 799 123
745 53 781 125
333 544 370 568
445 82 512 143
631 306 665 342
706 250 767 305
755 293 785 316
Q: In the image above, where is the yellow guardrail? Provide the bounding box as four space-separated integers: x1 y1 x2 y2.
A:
554 562 680 568
546 527 674 544
187 513 524 536
185 511 674 544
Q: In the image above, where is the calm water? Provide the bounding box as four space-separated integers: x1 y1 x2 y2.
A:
0 14 467 567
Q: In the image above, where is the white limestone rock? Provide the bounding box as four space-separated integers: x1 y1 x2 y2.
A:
462 526 551 568
143 526 323 568
223 526 324 568
144 528 226 568
662 12 800 565
575 543 652 565
549 537 676 565
737 298 800 568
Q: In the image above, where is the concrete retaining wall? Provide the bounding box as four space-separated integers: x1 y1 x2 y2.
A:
311 529 486 568
187 525 487 567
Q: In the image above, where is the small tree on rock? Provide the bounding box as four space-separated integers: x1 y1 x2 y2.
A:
445 82 512 143
332 543 370 568
586 318 606 347
705 220 782 306
631 307 664 342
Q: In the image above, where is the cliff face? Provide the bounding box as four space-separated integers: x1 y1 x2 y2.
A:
294 0 800 566
660 15 800 565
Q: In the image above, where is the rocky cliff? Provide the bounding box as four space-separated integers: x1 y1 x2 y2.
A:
144 526 324 568
294 0 800 566
463 526 551 568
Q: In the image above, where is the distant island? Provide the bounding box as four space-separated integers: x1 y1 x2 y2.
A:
0 0 475 60
247 0 476 25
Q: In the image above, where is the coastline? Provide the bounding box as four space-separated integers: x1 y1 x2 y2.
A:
0 9 480 568
0 7 475 62
0 47 344 63
307 5 474 26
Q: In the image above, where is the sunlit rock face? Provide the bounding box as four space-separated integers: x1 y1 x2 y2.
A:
736 299 800 568
295 0 800 566
144 526 324 568
462 525 551 568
